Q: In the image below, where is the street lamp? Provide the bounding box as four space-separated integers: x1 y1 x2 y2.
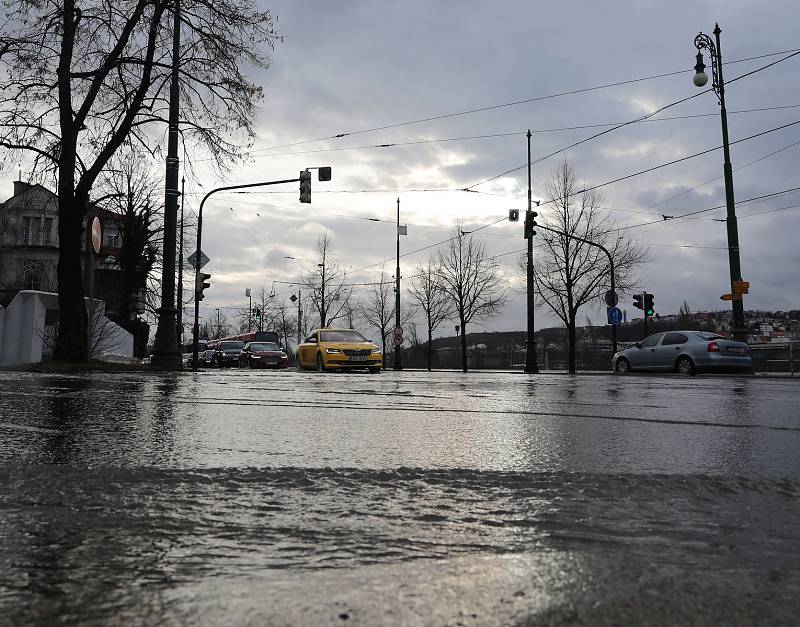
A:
150 0 182 370
693 23 746 342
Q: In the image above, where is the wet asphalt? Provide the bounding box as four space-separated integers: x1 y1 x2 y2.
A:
1 369 798 626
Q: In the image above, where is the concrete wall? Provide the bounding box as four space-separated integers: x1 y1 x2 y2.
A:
0 290 133 366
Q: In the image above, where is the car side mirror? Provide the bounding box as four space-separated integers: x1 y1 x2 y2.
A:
634 343 641 349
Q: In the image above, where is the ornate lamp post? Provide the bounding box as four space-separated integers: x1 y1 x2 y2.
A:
693 24 746 342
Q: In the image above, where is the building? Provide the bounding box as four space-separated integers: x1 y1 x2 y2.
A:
0 180 125 313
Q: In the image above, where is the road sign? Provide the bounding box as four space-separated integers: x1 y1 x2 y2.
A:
91 217 102 254
720 293 742 301
187 250 210 269
607 306 623 325
394 335 403 346
732 280 750 295
289 294 297 303
604 290 618 307
393 326 404 339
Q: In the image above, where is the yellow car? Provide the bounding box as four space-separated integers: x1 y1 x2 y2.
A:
297 328 383 373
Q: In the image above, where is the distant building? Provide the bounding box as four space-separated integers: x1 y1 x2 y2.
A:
0 181 126 315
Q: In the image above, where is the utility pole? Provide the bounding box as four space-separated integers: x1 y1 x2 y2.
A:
150 0 182 370
524 130 539 373
297 290 302 344
394 197 403 370
176 175 185 347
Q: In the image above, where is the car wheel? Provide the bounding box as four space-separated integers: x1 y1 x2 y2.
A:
316 352 326 372
676 356 695 376
615 357 631 374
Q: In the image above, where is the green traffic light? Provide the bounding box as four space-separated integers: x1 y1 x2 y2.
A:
646 308 654 316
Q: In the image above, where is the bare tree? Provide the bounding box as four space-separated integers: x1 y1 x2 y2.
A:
360 269 395 365
408 258 454 371
301 231 352 328
272 300 296 350
533 161 648 372
102 153 163 327
437 228 507 372
0 0 278 361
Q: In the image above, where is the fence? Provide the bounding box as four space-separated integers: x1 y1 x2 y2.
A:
401 341 799 374
401 346 614 372
748 342 798 375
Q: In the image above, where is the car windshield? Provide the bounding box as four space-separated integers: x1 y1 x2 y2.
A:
250 342 280 352
320 330 367 343
220 341 244 350
695 332 727 341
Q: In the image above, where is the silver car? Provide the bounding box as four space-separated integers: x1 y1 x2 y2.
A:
613 330 753 375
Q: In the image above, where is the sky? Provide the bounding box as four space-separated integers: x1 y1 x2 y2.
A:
4 0 800 340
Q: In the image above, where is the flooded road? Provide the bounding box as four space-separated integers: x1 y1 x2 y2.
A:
1 370 799 625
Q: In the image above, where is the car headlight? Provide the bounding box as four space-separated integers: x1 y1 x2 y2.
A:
252 355 262 359
371 348 381 354
325 348 342 354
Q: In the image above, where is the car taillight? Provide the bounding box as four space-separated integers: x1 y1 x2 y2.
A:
707 341 720 352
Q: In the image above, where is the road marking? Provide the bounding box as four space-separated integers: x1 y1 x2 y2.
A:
0 422 62 434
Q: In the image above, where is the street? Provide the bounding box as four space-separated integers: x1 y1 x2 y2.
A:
1 369 799 625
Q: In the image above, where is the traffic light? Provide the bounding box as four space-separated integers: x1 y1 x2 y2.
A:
253 308 261 321
508 209 519 222
195 270 211 300
299 169 311 203
318 166 332 182
633 293 643 310
524 210 538 239
644 293 655 316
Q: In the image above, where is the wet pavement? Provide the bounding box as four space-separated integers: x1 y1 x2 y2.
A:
1 369 799 625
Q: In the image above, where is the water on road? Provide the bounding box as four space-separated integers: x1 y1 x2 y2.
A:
1 370 799 625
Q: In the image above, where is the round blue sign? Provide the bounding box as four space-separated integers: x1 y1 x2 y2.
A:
607 306 623 325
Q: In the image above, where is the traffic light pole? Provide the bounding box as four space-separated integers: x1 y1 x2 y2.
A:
524 130 539 373
191 177 299 371
643 292 649 337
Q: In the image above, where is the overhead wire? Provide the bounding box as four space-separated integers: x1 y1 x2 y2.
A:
248 47 800 155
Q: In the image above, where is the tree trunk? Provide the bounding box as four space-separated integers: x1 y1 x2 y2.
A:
567 313 577 374
381 332 387 370
53 187 89 362
427 325 433 372
460 318 468 372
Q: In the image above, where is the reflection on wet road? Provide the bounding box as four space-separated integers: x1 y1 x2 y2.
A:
1 370 799 625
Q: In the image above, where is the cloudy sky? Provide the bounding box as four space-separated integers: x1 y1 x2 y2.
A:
6 0 800 339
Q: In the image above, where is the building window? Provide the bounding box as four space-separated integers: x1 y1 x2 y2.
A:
22 217 31 245
43 218 53 245
22 261 44 290
31 216 41 245
106 229 120 247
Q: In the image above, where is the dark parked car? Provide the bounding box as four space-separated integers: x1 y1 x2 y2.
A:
613 331 753 375
201 349 218 367
238 342 289 369
214 341 245 367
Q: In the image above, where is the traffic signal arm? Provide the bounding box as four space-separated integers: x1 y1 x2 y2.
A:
299 169 311 203
644 293 655 316
195 271 211 300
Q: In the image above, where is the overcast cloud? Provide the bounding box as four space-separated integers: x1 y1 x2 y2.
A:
4 0 799 337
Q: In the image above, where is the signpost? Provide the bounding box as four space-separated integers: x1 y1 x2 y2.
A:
607 306 623 325
187 250 210 269
87 217 102 359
